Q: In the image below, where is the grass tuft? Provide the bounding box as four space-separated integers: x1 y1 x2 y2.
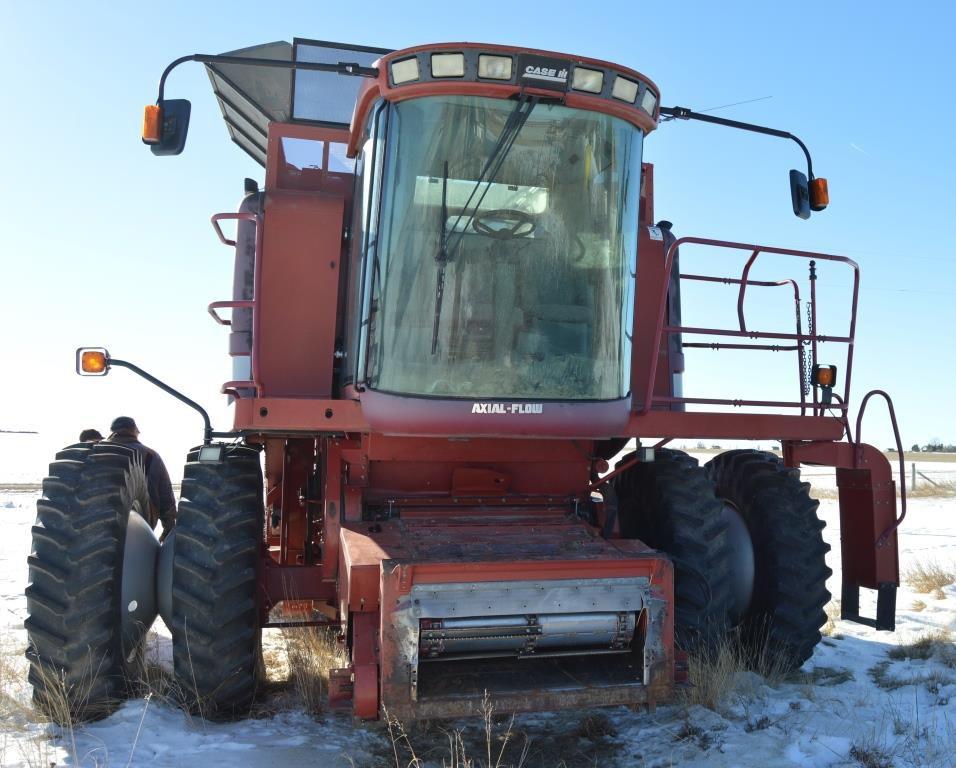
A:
384 692 530 768
282 626 348 716
887 629 953 663
849 742 894 768
903 560 955 596
680 628 787 712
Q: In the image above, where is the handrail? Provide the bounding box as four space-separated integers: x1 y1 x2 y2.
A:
209 212 263 397
643 237 860 416
855 389 907 547
682 271 806 409
211 211 257 246
208 299 254 326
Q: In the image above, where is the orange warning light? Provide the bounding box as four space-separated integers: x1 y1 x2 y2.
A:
809 177 829 211
142 104 162 144
77 348 110 376
813 364 837 388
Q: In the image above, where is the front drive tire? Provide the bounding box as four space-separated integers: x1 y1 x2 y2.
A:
611 449 734 655
171 445 264 719
705 450 831 671
26 442 152 723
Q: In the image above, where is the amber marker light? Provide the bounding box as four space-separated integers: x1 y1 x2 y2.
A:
76 348 110 376
813 364 837 388
142 104 162 144
809 177 829 211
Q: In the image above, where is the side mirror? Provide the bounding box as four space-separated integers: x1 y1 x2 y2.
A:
789 169 810 220
142 99 191 156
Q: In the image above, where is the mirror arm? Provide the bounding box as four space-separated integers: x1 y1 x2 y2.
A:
659 106 815 180
156 53 379 103
107 358 213 445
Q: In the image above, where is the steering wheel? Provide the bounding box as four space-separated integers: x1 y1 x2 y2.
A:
472 209 536 240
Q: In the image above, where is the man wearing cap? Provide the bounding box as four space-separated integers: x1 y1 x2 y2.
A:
106 416 176 541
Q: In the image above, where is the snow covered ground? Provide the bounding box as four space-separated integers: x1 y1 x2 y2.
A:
2 479 955 766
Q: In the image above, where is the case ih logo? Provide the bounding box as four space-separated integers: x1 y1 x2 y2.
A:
471 402 544 415
523 64 568 83
518 54 572 91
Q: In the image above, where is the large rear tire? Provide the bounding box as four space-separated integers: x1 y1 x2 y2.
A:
171 445 263 719
26 442 153 723
611 449 733 654
705 450 831 670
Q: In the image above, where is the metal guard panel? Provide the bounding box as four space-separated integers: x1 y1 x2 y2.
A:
408 577 647 618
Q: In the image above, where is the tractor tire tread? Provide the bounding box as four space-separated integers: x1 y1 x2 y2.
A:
705 449 831 670
612 449 734 654
171 445 263 720
25 442 149 723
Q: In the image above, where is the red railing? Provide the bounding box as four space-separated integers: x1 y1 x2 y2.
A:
643 237 860 416
209 212 262 398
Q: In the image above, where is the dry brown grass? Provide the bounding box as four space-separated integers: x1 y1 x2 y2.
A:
680 629 787 712
906 481 956 498
384 693 531 768
903 560 956 599
822 600 842 637
910 599 927 612
888 629 955 666
1 632 81 767
379 692 624 767
282 626 347 716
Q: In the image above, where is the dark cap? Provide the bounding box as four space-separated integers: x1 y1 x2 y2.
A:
110 416 138 433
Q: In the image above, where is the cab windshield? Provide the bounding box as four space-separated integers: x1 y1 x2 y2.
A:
365 95 642 400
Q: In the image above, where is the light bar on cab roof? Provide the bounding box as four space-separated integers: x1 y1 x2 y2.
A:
391 57 420 84
611 76 639 104
387 48 659 119
478 54 512 80
571 67 604 94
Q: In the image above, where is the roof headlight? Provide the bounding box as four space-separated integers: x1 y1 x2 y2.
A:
571 67 604 94
640 88 658 115
611 75 639 103
477 54 513 80
391 57 420 85
431 53 465 78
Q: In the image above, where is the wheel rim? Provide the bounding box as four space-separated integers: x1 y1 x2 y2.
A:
720 501 755 624
120 510 160 662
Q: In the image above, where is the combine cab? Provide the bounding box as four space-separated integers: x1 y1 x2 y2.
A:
26 39 903 722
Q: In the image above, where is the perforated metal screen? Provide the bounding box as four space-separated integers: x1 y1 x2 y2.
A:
205 39 391 166
291 39 390 125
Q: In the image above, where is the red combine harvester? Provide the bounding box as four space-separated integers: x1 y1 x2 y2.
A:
27 40 905 723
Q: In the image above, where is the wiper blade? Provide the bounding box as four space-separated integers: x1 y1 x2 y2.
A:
431 160 450 355
444 95 538 255
430 95 539 356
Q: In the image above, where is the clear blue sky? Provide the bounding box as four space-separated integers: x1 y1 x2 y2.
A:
2 1 954 478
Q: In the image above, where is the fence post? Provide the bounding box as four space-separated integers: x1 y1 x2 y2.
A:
911 462 916 491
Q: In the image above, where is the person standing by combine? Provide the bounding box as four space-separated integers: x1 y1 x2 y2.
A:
106 416 176 541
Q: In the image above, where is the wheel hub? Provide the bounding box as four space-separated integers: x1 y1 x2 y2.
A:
120 511 160 659
720 502 755 624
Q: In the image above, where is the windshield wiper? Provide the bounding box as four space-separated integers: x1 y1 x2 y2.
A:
431 160 450 355
430 95 539 355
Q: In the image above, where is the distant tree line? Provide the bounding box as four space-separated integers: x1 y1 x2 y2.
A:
910 440 956 453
